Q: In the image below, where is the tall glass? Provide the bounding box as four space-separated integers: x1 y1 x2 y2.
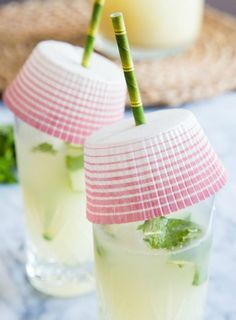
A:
98 0 205 59
14 118 94 297
94 198 214 320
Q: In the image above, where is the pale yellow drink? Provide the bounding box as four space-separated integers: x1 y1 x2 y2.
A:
15 118 94 297
99 0 204 58
94 200 213 320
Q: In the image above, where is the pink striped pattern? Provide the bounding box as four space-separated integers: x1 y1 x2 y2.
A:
3 41 126 145
84 110 227 224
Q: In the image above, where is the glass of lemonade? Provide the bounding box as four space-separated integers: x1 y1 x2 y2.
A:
14 118 94 297
94 198 214 320
4 39 126 297
97 0 205 59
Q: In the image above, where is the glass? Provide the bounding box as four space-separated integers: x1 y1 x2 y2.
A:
14 118 94 297
98 0 205 60
94 198 214 320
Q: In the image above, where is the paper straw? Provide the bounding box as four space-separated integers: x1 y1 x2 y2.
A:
82 0 105 67
111 12 146 126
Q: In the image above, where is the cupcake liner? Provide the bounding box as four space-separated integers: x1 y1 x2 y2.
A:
84 109 227 224
4 40 126 145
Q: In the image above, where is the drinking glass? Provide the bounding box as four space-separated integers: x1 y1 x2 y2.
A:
97 0 205 59
94 197 214 320
15 118 94 297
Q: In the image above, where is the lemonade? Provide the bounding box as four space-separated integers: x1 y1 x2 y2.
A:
5 39 126 297
94 199 214 320
15 118 94 296
98 0 205 58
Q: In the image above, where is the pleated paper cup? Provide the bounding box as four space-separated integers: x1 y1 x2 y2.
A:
84 109 227 224
3 40 126 145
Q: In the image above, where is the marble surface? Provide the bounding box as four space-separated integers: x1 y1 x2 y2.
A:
0 93 236 320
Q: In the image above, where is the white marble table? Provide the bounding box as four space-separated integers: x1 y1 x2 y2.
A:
0 93 236 320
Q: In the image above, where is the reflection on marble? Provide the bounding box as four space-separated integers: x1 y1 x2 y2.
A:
0 93 236 320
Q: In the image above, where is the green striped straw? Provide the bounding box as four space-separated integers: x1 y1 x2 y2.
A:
81 0 105 68
111 12 146 126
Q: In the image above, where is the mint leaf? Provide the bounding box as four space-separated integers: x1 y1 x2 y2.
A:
193 267 201 286
32 143 57 154
65 155 84 172
94 234 106 258
96 243 106 258
138 216 202 250
65 145 84 192
0 125 17 184
137 217 169 248
192 261 209 286
65 145 84 172
42 232 53 241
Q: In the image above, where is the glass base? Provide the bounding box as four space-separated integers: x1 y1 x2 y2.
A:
96 35 191 61
26 249 95 297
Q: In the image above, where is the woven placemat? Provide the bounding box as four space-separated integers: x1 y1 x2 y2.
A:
0 0 236 106
134 8 236 105
0 0 90 89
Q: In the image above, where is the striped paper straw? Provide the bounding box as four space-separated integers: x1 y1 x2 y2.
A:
111 12 146 126
82 0 106 67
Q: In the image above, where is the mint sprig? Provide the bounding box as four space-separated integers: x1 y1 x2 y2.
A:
32 143 57 154
137 216 202 250
0 125 17 184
